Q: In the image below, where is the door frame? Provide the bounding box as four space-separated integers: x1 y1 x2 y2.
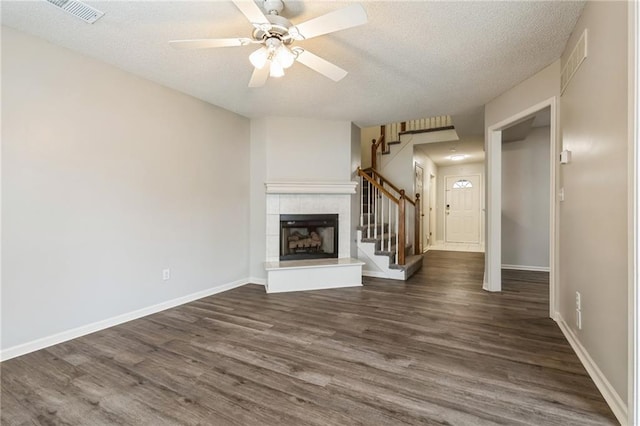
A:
414 162 426 251
429 173 436 248
444 173 482 244
629 0 638 421
485 97 558 322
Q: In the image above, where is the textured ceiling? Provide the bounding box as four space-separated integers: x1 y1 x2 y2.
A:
415 136 485 167
1 1 584 131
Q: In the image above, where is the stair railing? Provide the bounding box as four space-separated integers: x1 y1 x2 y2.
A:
370 116 454 169
357 167 421 265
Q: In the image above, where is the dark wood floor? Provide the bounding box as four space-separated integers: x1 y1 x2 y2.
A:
1 251 617 425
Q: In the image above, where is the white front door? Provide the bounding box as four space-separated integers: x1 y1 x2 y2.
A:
445 175 480 243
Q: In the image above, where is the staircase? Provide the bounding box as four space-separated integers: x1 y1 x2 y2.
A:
357 167 423 280
370 115 454 170
358 115 454 280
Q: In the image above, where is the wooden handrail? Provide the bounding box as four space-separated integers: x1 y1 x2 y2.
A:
363 167 402 195
358 166 421 265
364 118 429 262
363 167 416 205
357 168 399 203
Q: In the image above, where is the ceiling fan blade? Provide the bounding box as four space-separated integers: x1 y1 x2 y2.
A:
295 50 348 82
169 38 251 49
248 64 270 87
289 4 367 40
232 0 270 28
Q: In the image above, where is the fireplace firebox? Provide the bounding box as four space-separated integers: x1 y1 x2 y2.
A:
280 214 338 261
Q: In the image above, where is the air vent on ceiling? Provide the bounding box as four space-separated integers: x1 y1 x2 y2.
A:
561 29 588 95
44 0 104 24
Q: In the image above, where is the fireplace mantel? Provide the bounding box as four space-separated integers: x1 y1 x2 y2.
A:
265 181 357 194
263 180 362 293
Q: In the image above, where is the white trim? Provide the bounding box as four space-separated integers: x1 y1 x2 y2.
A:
556 314 628 425
265 181 357 194
0 278 250 362
265 258 363 293
629 1 639 422
486 97 558 321
485 128 502 292
249 277 267 285
362 269 391 279
501 264 550 272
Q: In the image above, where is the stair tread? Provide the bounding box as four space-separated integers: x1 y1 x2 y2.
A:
389 254 423 270
361 232 396 242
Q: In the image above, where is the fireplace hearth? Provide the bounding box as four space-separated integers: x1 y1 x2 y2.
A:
280 214 338 261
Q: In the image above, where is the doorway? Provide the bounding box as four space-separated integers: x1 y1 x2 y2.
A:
485 97 558 321
445 174 481 243
415 163 425 251
429 174 436 248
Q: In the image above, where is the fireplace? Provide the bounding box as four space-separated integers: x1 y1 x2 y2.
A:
280 214 338 261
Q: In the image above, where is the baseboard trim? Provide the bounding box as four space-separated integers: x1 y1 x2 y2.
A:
556 314 628 425
0 278 250 362
362 270 389 279
501 264 550 272
249 277 267 286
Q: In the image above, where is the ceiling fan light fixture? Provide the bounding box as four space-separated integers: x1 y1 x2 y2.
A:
249 46 269 69
449 154 467 161
269 60 285 77
170 1 369 88
274 45 295 69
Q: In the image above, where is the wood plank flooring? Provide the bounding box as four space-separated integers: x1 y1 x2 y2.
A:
1 251 617 425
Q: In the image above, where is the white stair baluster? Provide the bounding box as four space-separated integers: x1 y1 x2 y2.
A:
381 193 385 252
367 180 372 239
360 175 363 227
395 208 399 264
388 200 392 252
373 185 378 240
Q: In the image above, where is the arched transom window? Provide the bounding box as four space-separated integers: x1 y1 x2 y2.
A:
452 179 473 189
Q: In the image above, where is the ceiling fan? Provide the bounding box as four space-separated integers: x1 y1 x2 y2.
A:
169 0 367 87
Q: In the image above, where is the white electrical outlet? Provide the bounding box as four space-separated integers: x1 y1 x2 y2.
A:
575 291 581 310
162 269 171 281
576 309 582 330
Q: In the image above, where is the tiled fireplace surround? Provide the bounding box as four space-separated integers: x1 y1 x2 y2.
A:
264 182 364 293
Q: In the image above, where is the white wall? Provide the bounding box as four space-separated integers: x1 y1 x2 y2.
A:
249 117 355 279
249 118 268 282
502 126 550 269
380 130 459 203
559 1 629 406
485 60 560 128
351 124 362 258
2 27 251 351
436 162 484 242
264 117 352 182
